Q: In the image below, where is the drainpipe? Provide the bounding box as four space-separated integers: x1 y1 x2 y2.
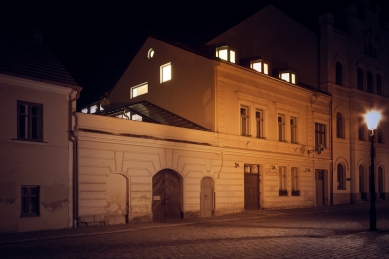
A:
68 87 81 228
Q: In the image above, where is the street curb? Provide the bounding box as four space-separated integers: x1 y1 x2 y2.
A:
2 203 388 245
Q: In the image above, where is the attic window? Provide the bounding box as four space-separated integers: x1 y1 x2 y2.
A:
216 46 236 63
280 71 296 84
131 82 148 98
90 105 97 114
250 60 268 75
147 48 154 59
81 108 88 114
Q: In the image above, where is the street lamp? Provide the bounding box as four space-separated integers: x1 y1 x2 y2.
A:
364 110 381 231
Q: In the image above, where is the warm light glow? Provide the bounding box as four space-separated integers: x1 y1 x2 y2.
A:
230 50 235 63
131 83 148 98
161 63 171 82
90 105 97 113
365 111 381 131
147 48 154 59
81 108 88 113
264 63 268 75
291 73 296 84
281 73 289 82
280 72 296 84
251 62 262 72
218 49 228 61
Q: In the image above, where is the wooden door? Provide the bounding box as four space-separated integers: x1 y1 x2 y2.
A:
244 173 259 210
152 169 182 222
200 177 214 217
315 170 324 207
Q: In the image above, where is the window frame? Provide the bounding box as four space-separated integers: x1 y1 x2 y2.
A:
357 68 363 91
255 109 264 138
335 61 342 86
250 60 269 75
377 121 383 143
131 82 148 98
278 114 285 142
314 122 326 148
290 116 298 143
358 116 366 141
216 46 236 63
160 62 172 83
291 167 299 191
17 100 43 142
336 112 344 139
21 185 40 217
279 166 287 195
279 71 296 84
337 164 346 190
367 71 373 93
376 74 382 96
240 106 250 136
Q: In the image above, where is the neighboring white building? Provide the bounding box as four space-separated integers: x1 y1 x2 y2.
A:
0 34 81 232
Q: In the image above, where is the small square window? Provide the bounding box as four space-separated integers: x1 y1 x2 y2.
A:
280 72 296 84
250 60 269 75
90 105 97 113
21 186 40 216
216 46 236 63
131 83 148 98
161 63 171 83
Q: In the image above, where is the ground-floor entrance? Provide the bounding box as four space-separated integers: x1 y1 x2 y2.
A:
244 164 260 210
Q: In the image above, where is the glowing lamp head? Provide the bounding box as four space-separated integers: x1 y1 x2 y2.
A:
364 111 381 131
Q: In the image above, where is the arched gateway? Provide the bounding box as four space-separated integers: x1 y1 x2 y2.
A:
152 169 182 222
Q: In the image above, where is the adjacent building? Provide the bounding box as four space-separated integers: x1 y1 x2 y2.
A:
0 33 81 232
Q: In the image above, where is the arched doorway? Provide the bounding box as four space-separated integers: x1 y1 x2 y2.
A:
107 174 128 224
359 165 367 200
152 169 182 222
200 177 214 217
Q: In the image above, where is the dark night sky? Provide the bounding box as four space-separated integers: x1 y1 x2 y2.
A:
1 0 388 108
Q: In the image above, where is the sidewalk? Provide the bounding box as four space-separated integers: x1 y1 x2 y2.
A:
1 201 388 245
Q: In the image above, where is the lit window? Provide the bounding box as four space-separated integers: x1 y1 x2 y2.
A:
241 106 249 136
90 105 97 114
278 114 285 141
81 108 88 114
280 72 296 84
21 186 40 216
315 123 326 148
131 82 148 98
250 60 269 75
17 101 43 142
216 46 236 63
256 109 264 138
290 117 297 143
279 166 287 196
147 48 154 59
131 114 142 121
161 63 171 83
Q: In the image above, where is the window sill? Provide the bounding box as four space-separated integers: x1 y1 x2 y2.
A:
20 214 40 218
256 137 267 139
241 134 252 137
12 139 48 145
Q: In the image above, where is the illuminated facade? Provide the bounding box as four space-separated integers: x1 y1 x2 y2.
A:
77 2 388 226
0 34 81 232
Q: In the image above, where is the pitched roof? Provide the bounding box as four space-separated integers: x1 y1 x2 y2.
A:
105 100 209 131
0 34 78 87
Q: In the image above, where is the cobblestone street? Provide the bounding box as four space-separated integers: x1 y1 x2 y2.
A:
1 204 389 258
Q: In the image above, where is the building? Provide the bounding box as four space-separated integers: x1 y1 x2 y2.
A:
0 33 81 232
77 1 388 226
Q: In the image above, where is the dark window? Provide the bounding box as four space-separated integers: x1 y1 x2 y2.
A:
21 186 40 216
17 101 43 141
357 68 363 91
336 112 344 138
335 62 342 86
337 164 345 190
358 116 366 141
315 123 326 148
278 115 285 141
256 110 264 138
376 74 382 96
240 106 249 136
367 71 373 93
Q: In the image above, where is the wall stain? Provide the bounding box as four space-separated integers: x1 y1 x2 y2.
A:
41 199 68 212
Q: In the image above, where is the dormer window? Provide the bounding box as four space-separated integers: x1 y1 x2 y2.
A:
90 105 97 114
250 60 269 75
280 71 296 84
216 46 236 63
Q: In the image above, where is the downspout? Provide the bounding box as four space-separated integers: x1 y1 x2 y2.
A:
69 88 81 228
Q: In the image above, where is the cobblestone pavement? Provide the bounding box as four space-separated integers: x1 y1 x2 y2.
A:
1 203 389 258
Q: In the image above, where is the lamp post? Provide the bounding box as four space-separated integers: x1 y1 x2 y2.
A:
364 110 381 231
